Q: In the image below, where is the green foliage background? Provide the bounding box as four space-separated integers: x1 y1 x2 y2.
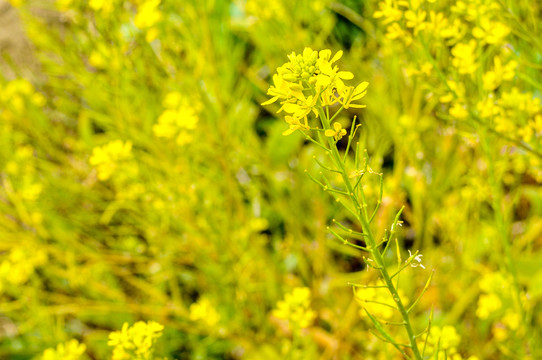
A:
1 0 542 359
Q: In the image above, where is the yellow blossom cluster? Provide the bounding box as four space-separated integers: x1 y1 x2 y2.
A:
373 0 542 182
476 272 509 319
262 48 368 136
475 272 524 341
108 321 164 360
424 326 479 360
272 287 316 329
1 79 46 120
354 284 406 320
41 339 87 360
89 140 133 181
0 246 47 293
244 0 286 21
4 145 44 202
153 91 199 145
134 0 162 42
189 297 221 328
89 0 117 16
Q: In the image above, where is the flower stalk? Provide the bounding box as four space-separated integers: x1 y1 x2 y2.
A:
262 48 427 360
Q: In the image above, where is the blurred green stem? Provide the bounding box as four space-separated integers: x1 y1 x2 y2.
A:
480 127 532 355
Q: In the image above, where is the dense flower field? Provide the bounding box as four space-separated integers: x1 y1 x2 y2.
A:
1 0 541 359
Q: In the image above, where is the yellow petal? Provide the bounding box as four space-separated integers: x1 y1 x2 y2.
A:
282 127 295 136
338 71 354 80
333 122 342 131
261 96 279 106
348 104 367 109
330 50 343 63
355 81 369 93
325 129 336 137
283 103 299 113
319 49 331 61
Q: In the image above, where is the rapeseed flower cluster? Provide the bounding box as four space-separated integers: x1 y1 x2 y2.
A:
4 145 43 202
0 79 45 120
153 92 199 145
476 272 509 319
372 0 542 183
475 272 525 341
424 326 479 360
354 284 406 320
262 48 368 136
134 0 162 42
0 246 47 293
189 297 221 329
272 287 315 329
41 339 86 360
108 321 164 360
89 140 133 181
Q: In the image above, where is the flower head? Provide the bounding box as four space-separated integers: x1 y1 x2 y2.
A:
272 287 316 329
108 321 164 360
325 122 347 141
262 48 369 136
89 140 133 181
42 339 86 360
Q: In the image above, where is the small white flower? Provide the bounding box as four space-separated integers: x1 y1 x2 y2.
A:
408 250 425 269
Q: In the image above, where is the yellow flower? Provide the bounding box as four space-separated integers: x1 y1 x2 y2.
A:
449 102 469 119
483 57 517 91
373 0 403 24
262 48 368 137
476 293 502 319
280 47 320 82
134 0 162 29
42 339 86 360
0 246 47 287
108 321 164 360
477 96 501 118
89 140 133 181
325 122 347 140
385 23 413 45
473 18 510 45
404 10 426 34
424 326 463 359
261 73 303 107
355 284 406 320
153 92 199 145
282 116 310 136
440 18 466 45
451 40 478 75
281 93 318 119
89 0 114 15
272 287 315 329
189 297 221 328
339 81 369 109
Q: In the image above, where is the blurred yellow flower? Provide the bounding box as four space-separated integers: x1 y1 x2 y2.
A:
189 297 221 328
272 287 315 329
89 140 133 181
473 19 510 45
476 293 502 319
355 284 405 320
153 92 199 145
451 40 478 75
483 57 517 91
108 321 164 360
134 0 162 29
42 339 86 360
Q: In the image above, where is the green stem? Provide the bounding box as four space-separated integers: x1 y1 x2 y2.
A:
315 105 423 360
